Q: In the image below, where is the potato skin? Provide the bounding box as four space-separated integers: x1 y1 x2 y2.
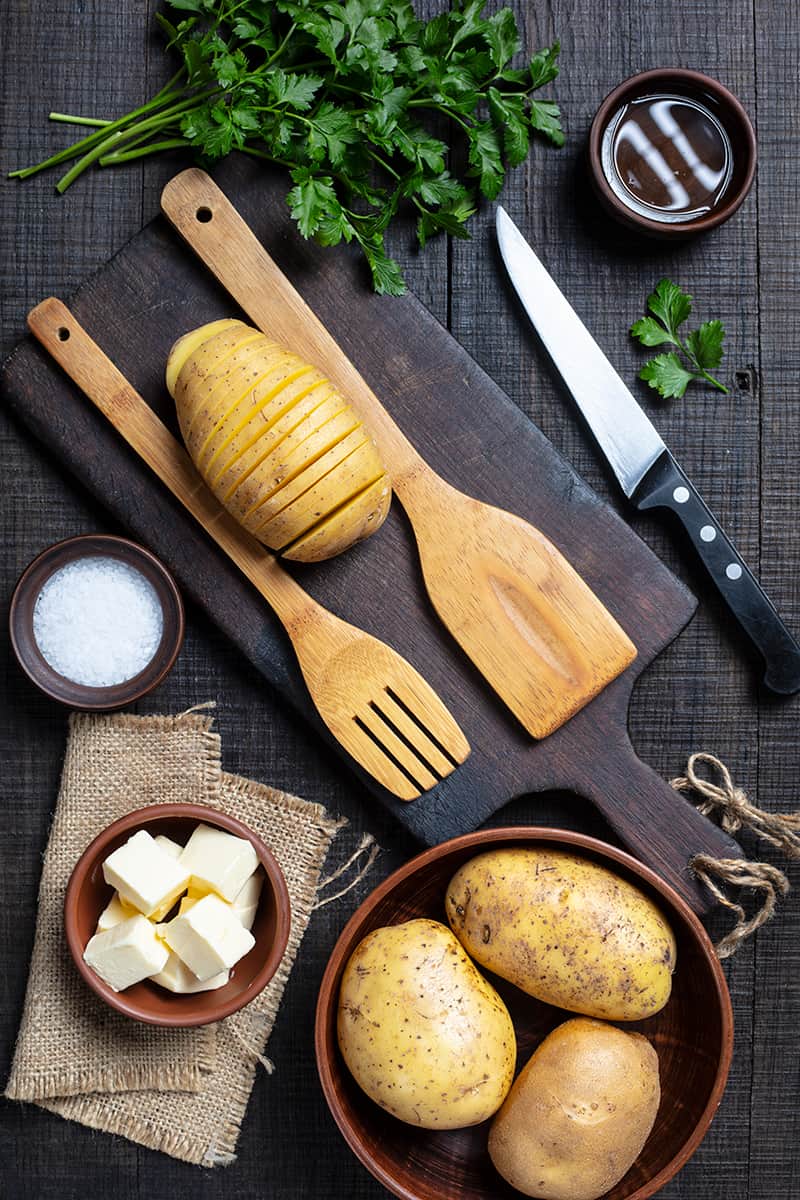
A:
446 849 676 1021
337 918 516 1130
488 1018 660 1200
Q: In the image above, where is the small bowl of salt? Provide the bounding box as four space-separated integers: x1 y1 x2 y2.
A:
9 534 184 709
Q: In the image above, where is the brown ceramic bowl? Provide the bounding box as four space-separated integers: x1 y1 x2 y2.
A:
65 803 291 1026
588 68 756 237
9 533 184 710
316 827 733 1200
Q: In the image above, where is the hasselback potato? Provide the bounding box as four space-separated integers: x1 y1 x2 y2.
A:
166 319 391 562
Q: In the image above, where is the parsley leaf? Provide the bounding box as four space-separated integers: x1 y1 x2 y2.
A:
639 354 697 400
15 0 563 293
631 279 729 397
686 319 726 371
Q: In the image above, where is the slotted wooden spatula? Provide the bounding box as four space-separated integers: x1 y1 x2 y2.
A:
161 170 637 738
28 297 470 801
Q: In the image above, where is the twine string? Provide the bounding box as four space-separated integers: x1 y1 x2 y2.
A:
312 833 380 911
671 753 797 958
673 752 800 857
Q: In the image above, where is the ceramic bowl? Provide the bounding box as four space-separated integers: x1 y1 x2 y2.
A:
587 68 756 237
9 533 184 710
65 803 291 1026
316 827 733 1200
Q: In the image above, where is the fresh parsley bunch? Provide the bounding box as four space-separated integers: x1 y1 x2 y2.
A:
11 0 563 294
631 279 728 399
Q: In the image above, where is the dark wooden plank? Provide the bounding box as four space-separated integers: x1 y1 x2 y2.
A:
749 2 800 1196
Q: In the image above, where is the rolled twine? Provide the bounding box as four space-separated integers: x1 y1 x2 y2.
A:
671 752 798 958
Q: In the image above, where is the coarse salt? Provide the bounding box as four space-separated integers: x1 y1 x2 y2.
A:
32 556 164 687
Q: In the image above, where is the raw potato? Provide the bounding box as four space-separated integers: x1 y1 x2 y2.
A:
166 320 391 561
488 1018 660 1200
446 849 676 1020
337 918 516 1130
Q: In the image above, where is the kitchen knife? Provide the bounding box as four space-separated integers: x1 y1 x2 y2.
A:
496 205 800 695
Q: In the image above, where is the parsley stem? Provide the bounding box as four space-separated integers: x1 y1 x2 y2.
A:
263 23 297 68
99 138 189 166
54 96 202 192
48 113 112 128
8 86 189 180
676 334 729 394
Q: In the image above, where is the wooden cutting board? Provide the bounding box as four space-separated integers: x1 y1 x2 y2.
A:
0 154 741 912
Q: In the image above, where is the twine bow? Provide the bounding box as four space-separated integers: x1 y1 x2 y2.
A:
671 753 798 958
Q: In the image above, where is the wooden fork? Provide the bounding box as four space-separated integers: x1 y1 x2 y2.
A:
28 298 470 801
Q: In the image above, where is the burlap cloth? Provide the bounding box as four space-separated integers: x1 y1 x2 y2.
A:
4 708 343 1165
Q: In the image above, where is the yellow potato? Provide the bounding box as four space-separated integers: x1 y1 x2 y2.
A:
488 1018 660 1200
337 918 516 1130
218 387 340 521
257 440 387 550
229 428 368 528
446 848 676 1020
284 474 392 561
166 321 391 561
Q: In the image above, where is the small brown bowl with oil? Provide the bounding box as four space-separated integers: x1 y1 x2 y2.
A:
9 533 184 710
64 803 291 1026
316 827 733 1200
588 68 756 237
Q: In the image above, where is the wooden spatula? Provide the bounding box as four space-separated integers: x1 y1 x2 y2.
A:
161 169 637 738
28 297 470 801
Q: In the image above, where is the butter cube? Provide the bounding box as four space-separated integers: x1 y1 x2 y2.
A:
102 829 190 919
96 891 137 932
84 915 169 992
178 823 258 902
154 834 183 860
231 869 263 932
150 952 229 994
161 893 255 981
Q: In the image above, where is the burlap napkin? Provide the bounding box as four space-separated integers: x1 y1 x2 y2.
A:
5 708 343 1165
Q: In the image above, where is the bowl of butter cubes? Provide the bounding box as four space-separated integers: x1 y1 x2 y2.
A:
64 803 291 1025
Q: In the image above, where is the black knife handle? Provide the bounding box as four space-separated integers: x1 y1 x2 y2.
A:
634 452 800 695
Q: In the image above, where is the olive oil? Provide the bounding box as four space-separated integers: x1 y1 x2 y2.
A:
600 93 733 224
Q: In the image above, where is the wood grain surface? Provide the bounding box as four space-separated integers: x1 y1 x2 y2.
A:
2 1 799 1199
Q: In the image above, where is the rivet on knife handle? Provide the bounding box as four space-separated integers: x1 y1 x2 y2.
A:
161 169 638 739
635 453 800 695
27 297 470 801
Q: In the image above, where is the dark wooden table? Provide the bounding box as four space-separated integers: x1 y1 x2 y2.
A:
2 2 799 1197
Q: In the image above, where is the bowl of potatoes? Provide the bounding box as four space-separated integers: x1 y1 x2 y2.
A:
315 827 732 1200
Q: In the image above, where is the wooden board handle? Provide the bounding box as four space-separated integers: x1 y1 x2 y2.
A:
26 297 316 631
569 736 744 915
161 168 424 488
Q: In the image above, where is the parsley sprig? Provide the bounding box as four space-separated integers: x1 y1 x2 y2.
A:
630 279 728 399
10 0 563 295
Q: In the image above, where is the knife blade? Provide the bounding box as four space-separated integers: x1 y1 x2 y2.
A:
496 205 800 696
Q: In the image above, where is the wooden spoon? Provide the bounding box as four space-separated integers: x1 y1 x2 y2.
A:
28 297 470 802
161 169 638 739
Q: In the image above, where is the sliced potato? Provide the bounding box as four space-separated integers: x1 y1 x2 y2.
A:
257 440 386 550
165 319 241 399
205 365 326 481
228 428 368 526
180 335 277 455
201 355 314 474
167 321 391 560
223 397 351 529
283 475 392 561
